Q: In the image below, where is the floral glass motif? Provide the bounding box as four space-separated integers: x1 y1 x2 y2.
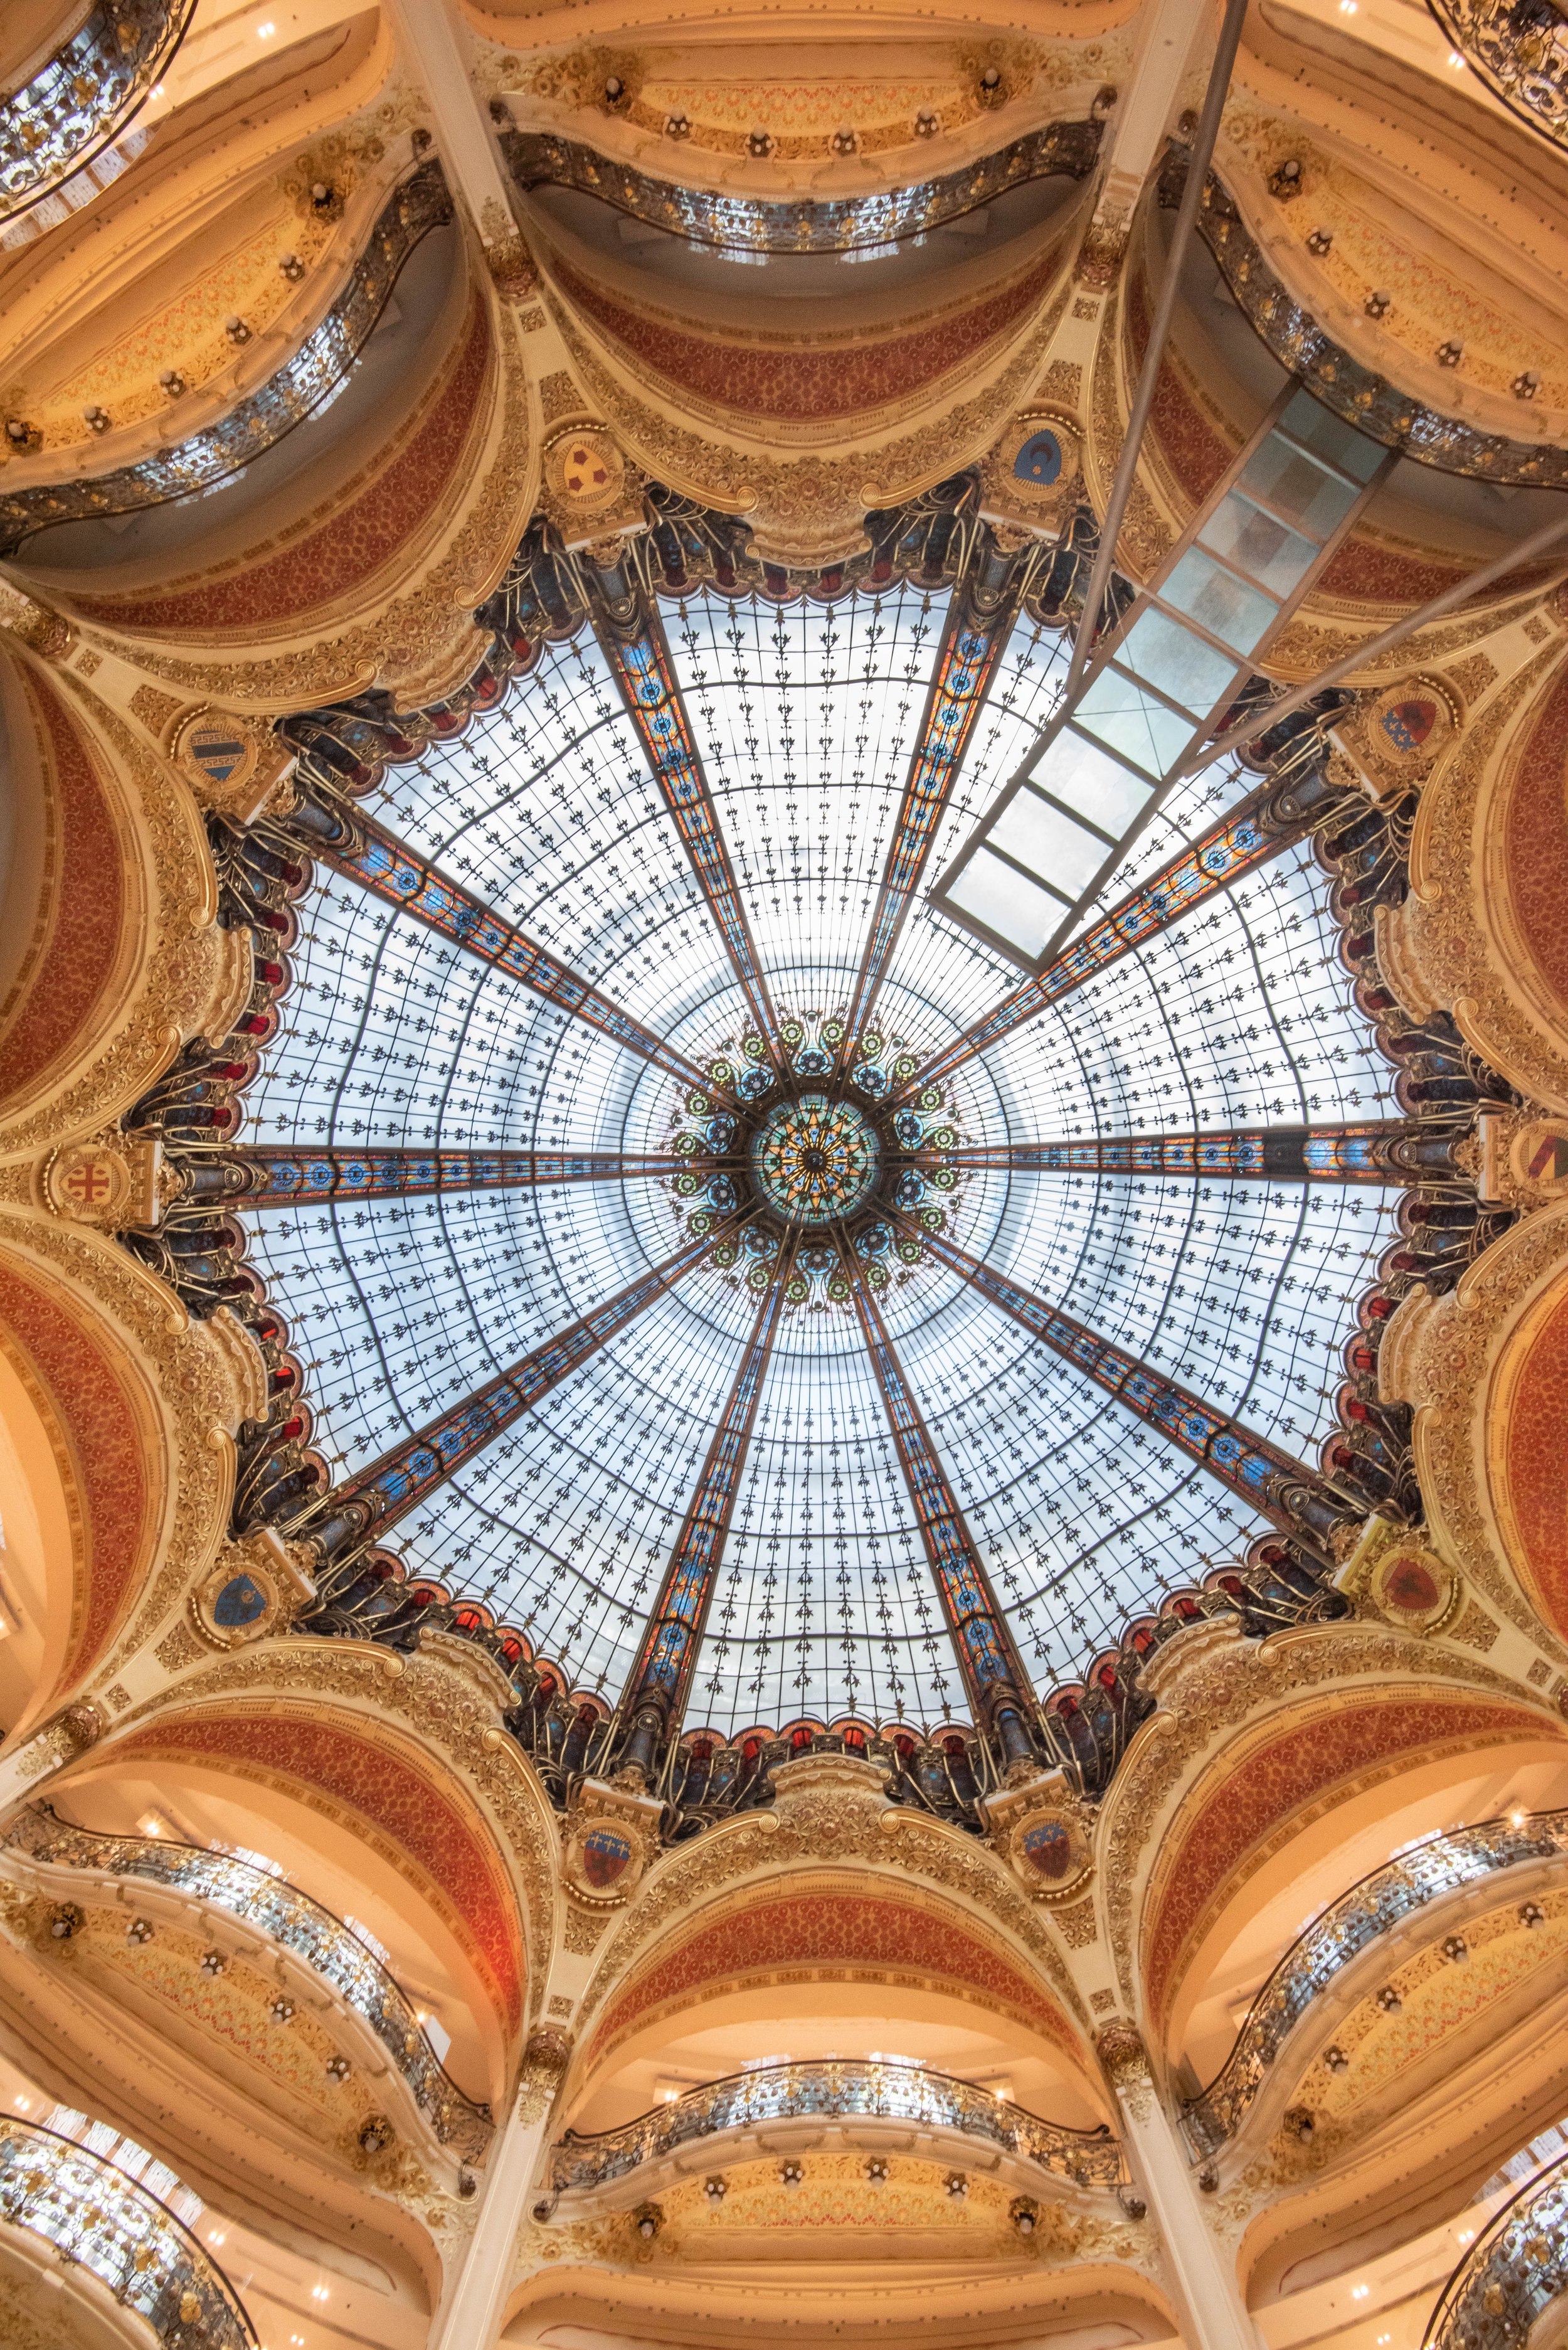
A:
750 1096 882 1226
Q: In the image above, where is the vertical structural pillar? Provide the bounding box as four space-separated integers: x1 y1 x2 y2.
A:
1096 2023 1263 2350
380 0 522 265
427 2031 567 2350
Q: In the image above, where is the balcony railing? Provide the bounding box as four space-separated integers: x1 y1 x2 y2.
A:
549 2060 1126 2196
1424 0 1568 157
0 2115 256 2346
1183 1809 1568 2157
1 0 194 223
1424 2147 1568 2347
0 157 453 555
6 1805 493 2165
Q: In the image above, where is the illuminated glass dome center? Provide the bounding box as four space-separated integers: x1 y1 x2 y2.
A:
750 1093 881 1227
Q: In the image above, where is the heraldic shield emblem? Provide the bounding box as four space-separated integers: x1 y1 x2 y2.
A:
581 1826 634 1891
1007 1803 1091 1901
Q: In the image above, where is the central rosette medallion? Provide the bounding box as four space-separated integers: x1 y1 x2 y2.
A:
750 1093 882 1228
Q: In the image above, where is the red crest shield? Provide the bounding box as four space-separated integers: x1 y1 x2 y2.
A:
582 1826 633 1890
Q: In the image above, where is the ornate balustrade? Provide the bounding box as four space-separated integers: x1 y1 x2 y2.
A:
1424 2146 1568 2347
549 2060 1126 2196
1425 0 1568 155
502 120 1101 254
0 2113 255 2347
1 0 193 224
1183 1810 1568 2157
0 158 453 555
5 1806 493 2164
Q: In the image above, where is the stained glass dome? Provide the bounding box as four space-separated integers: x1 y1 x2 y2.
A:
241 574 1400 1736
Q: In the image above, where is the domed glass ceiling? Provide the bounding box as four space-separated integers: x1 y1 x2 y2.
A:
244 580 1399 1733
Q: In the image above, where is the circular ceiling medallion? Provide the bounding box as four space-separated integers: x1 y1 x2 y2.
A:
750 1094 881 1227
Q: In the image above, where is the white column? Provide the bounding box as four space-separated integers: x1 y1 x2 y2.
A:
0 1702 105 1828
380 0 517 252
1098 2024 1263 2350
426 2063 556 2349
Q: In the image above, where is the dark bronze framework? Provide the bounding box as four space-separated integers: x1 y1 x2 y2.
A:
103 465 1518 1850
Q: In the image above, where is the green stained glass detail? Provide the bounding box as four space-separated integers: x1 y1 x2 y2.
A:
750 1095 881 1227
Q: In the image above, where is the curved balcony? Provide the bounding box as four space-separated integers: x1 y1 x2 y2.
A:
1 0 194 225
504 121 1101 257
549 2061 1126 2200
1424 2146 1568 2347
4 1804 493 2165
0 2113 255 2346
0 157 453 557
1183 1809 1568 2158
1424 0 1568 156
1157 149 1568 492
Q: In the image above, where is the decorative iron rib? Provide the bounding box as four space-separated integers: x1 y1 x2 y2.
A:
839 593 1018 1069
912 1221 1333 1535
938 1122 1418 1185
301 1225 729 1544
845 1258 1037 1730
324 809 714 1097
902 776 1309 1104
240 1146 686 1204
596 605 788 1070
620 1266 791 1733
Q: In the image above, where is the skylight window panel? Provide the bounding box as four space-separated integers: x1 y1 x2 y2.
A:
943 847 1065 960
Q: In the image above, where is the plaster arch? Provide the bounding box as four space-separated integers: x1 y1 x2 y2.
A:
566 1866 1105 2133
1136 1676 1565 2065
63 1694 529 2087
0 1225 208 1730
10 224 535 714
1387 1198 1568 1658
0 639 249 1159
1385 642 1568 1117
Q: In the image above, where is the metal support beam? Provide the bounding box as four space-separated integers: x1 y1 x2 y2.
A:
239 1147 686 1205
909 1219 1352 1554
898 760 1336 1105
845 1253 1041 1760
612 1266 791 1784
595 599 788 1078
323 807 716 1098
297 1223 732 1554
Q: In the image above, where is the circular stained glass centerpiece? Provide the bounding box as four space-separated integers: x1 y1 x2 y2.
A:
750 1094 881 1227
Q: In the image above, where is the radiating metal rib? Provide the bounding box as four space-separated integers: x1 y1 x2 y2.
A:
837 572 1023 1073
844 1249 1040 1755
937 1122 1421 1185
596 598 789 1075
910 1219 1351 1546
898 769 1322 1104
300 1223 734 1551
238 1146 686 1204
323 806 716 1099
612 1260 793 1777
